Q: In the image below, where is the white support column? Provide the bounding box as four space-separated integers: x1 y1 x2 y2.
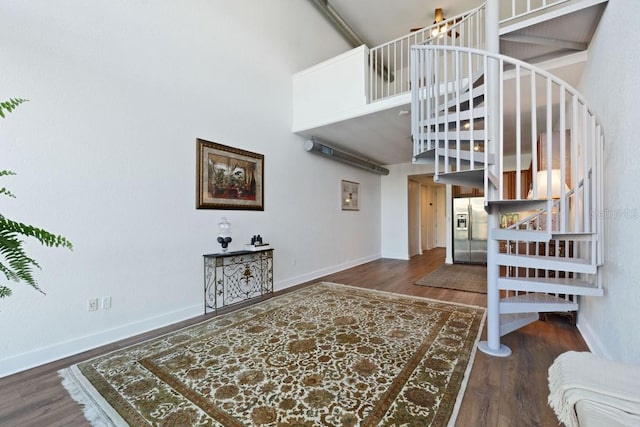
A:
445 184 453 264
478 0 512 357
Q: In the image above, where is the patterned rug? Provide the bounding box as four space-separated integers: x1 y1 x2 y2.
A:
415 264 487 294
60 282 485 426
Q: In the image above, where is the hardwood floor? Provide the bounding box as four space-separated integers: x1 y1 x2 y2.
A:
0 248 587 426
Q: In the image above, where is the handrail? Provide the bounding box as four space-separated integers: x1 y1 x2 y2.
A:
367 0 575 104
368 4 485 102
500 0 571 24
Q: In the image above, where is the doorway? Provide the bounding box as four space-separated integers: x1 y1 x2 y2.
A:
408 175 447 258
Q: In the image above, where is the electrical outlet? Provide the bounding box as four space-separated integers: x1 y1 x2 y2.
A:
88 298 99 311
101 296 112 310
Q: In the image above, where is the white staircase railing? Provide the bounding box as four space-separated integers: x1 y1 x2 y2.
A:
368 4 485 102
411 44 604 263
367 0 573 104
500 0 571 23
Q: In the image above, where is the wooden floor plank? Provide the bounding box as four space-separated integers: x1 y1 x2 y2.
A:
0 248 586 426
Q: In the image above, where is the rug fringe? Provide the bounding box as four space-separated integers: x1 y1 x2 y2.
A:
59 366 122 426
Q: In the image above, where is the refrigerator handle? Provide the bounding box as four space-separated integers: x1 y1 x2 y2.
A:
468 204 472 241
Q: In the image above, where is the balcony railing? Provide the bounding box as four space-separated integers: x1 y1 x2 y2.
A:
368 4 485 102
500 0 570 23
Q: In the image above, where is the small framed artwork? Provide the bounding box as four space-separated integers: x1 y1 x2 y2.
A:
500 213 519 228
196 138 264 210
341 180 359 211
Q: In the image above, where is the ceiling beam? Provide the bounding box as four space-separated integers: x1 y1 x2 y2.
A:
501 34 588 51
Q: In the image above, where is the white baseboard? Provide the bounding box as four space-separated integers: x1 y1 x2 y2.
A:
0 303 202 378
276 253 380 290
380 251 410 260
577 315 611 360
1 254 383 378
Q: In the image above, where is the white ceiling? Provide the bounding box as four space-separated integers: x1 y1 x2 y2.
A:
329 0 481 48
300 0 606 166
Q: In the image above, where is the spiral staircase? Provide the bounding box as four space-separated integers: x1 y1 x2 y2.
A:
410 1 605 356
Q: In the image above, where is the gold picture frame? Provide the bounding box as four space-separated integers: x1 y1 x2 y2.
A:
196 138 264 210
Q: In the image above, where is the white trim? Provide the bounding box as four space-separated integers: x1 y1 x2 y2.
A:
274 253 381 290
577 313 612 360
0 303 201 378
292 45 369 78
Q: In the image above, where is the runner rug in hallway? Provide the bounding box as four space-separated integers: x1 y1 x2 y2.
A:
59 282 485 426
415 264 487 294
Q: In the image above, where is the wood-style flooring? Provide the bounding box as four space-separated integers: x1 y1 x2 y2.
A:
0 248 587 426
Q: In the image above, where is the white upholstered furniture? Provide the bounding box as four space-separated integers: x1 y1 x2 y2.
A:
548 351 640 427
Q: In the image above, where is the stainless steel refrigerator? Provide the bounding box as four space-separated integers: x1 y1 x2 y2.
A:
453 197 488 264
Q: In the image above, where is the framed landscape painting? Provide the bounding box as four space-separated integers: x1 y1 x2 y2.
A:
196 138 264 210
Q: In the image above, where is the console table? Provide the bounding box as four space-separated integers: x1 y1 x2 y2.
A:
203 249 274 314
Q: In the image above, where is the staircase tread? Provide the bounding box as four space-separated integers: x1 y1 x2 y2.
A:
501 292 576 305
499 312 539 337
491 228 597 243
498 253 592 265
488 199 550 205
419 107 486 126
415 147 490 164
433 169 485 188
499 276 595 287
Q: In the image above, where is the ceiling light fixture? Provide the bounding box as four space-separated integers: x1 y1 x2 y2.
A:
431 8 448 37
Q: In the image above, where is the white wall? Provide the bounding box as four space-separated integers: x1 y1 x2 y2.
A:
0 0 383 376
576 0 640 363
292 45 369 131
381 162 435 259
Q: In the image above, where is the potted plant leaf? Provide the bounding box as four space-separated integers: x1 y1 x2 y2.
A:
1 98 72 298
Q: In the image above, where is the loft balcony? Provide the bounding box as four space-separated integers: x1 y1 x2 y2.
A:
292 0 607 166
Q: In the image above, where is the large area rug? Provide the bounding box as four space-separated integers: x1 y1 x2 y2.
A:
59 282 485 426
415 264 487 294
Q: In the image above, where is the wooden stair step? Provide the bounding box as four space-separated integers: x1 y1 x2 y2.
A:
498 276 603 296
500 292 578 314
500 312 539 337
496 253 597 274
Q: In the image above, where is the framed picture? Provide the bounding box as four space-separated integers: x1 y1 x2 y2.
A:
500 213 519 229
341 180 359 211
196 138 264 210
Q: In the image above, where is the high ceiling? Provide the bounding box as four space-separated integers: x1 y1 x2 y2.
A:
297 0 606 166
329 0 482 48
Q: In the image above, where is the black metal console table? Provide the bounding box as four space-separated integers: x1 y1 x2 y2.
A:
203 249 274 314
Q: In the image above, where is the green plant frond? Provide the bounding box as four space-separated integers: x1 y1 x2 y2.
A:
0 285 12 298
0 228 43 292
0 170 17 177
0 215 73 250
0 187 16 198
0 98 28 119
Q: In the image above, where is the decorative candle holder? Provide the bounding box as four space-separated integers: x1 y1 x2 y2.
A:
217 217 232 252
